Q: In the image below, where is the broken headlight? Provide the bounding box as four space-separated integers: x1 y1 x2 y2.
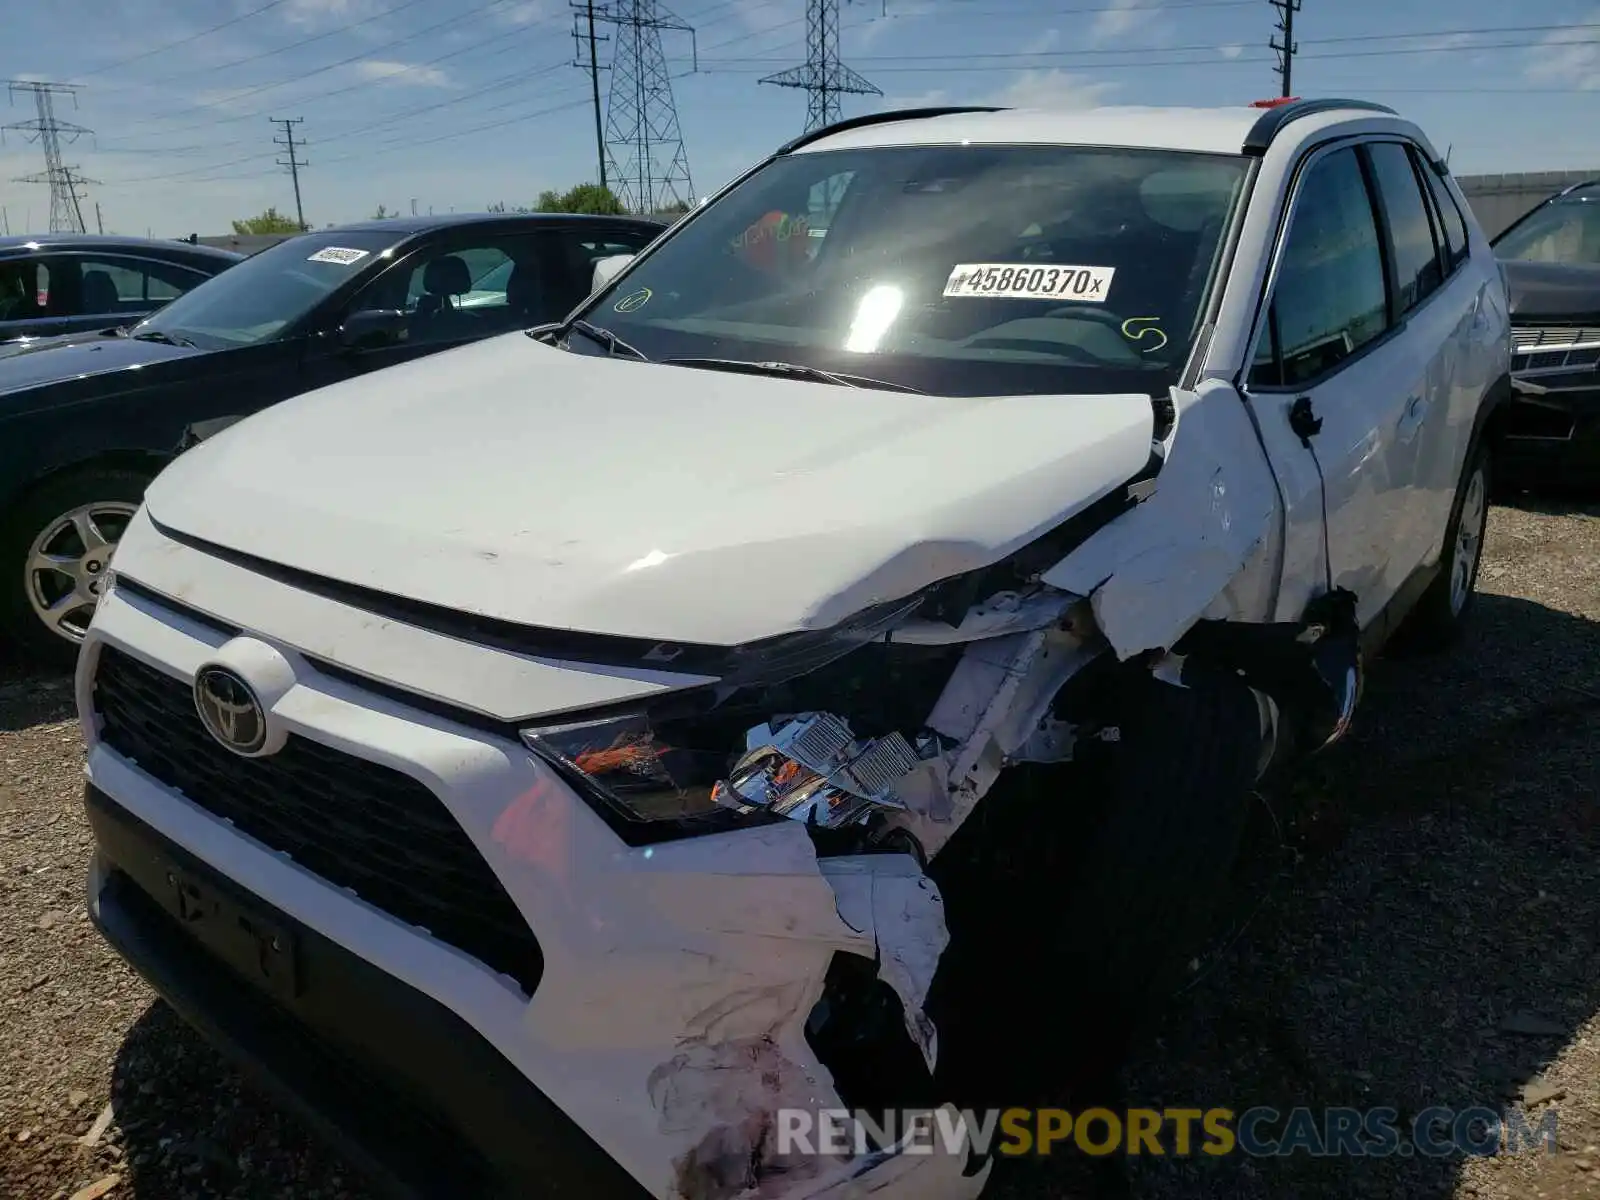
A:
521 705 928 843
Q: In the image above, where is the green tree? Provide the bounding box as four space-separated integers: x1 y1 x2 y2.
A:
231 207 303 235
536 183 626 215
656 199 691 216
370 204 397 219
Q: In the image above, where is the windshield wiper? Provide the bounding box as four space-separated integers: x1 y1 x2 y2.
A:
131 329 197 348
662 357 924 393
564 319 648 361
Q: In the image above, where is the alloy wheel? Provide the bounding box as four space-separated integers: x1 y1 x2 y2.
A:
23 501 139 644
1449 466 1487 617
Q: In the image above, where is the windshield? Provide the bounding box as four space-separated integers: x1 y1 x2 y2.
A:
1495 188 1600 264
131 229 405 349
576 145 1250 395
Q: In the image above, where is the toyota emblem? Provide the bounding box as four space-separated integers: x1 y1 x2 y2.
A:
193 666 268 756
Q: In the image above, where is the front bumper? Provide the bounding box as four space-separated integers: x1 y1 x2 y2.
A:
1497 374 1600 487
85 783 649 1200
79 514 988 1200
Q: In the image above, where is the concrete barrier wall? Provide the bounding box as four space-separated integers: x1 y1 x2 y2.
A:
1456 170 1600 240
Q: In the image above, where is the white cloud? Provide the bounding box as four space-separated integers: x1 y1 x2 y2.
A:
882 87 950 108
352 60 453 88
988 69 1118 109
1218 43 1244 60
282 0 381 28
1089 0 1153 46
737 0 799 35
1415 32 1475 54
493 1 550 27
1523 15 1600 90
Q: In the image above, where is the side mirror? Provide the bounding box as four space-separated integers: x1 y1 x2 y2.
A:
337 308 406 351
591 254 635 293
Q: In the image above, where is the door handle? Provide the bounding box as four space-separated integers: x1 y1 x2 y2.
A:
1397 393 1430 439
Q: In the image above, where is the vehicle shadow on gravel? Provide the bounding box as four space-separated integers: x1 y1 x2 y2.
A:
108 1002 376 1200
0 648 73 734
995 590 1600 1200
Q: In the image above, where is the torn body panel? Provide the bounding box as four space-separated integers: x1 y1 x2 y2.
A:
1042 380 1282 658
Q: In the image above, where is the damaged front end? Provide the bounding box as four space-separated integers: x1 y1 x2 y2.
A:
510 382 1365 1199
517 581 1108 1199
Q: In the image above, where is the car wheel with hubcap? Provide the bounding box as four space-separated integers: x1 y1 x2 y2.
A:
1 468 150 668
1389 441 1491 655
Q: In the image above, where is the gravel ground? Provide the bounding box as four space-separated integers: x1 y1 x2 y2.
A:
0 495 1595 1200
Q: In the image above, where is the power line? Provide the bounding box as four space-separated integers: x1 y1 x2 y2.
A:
1270 0 1301 97
272 117 308 232
3 80 96 233
70 0 294 80
760 0 882 131
129 0 524 125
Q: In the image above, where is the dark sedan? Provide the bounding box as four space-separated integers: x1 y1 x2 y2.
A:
1491 180 1600 489
0 234 241 344
0 212 664 663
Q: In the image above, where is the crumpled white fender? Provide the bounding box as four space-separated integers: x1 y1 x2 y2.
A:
1042 380 1280 658
817 854 950 1072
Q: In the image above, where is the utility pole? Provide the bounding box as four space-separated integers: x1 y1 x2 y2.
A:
1269 0 1301 98
271 117 308 231
572 0 610 191
761 0 881 132
94 199 104 234
3 80 97 233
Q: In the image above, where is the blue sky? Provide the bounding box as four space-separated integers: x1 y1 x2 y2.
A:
4 0 1600 236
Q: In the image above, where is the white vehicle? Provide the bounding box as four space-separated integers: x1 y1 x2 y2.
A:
78 100 1509 1199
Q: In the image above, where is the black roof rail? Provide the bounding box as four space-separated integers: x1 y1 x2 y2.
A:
1241 98 1399 155
775 106 1008 155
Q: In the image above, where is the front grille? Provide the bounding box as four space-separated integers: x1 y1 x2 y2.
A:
93 646 544 996
1512 325 1600 372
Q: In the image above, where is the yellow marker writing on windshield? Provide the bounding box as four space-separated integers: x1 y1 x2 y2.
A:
1122 317 1168 353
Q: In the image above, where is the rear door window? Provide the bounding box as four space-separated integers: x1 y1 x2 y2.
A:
0 259 46 324
1365 141 1443 314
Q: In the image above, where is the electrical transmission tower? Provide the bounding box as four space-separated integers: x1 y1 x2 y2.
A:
600 0 696 213
3 80 98 233
1269 0 1301 97
271 117 308 231
761 0 881 133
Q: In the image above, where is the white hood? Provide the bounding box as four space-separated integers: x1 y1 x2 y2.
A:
145 334 1155 646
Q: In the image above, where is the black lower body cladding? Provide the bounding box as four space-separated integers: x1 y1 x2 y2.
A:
83 784 651 1200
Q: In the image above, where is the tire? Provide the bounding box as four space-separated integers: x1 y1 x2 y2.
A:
1388 440 1491 656
0 467 150 670
928 664 1262 1106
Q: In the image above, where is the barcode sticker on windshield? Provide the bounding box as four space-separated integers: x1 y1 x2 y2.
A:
307 246 370 265
943 263 1115 302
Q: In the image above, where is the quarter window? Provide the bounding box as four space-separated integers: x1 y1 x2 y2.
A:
1251 146 1390 389
1366 142 1442 313
1421 161 1469 269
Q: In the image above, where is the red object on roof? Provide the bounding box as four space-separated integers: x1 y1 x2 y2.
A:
1250 97 1301 108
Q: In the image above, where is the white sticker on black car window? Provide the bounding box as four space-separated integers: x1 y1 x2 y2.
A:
943 263 1115 302
307 246 370 265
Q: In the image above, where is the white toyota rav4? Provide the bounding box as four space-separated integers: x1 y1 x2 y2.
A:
78 100 1510 1199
